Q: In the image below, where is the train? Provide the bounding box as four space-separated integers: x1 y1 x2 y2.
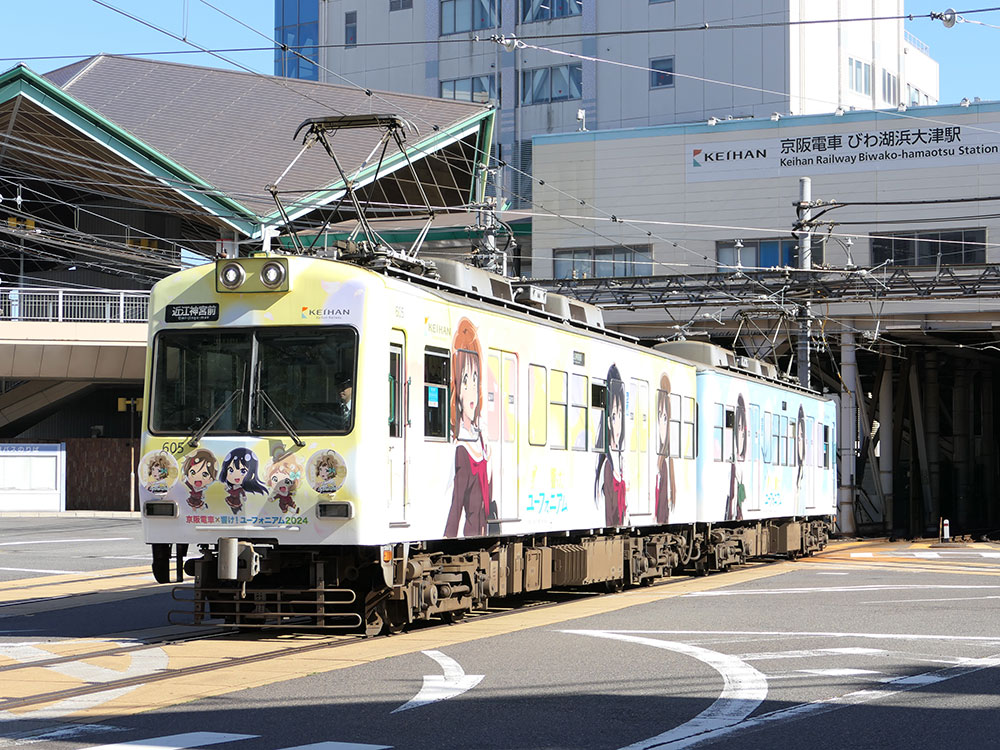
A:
138 250 837 634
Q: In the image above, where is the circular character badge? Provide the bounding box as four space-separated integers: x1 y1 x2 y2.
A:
138 450 179 495
306 449 348 494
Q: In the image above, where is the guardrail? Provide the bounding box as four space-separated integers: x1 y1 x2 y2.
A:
0 288 149 323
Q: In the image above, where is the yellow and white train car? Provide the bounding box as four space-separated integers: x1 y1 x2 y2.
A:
139 253 835 633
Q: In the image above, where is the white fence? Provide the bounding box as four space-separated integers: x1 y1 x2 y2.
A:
0 288 149 323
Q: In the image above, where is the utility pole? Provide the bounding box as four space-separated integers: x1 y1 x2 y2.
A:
796 177 813 389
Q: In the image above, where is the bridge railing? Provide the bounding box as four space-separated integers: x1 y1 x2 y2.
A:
0 288 150 323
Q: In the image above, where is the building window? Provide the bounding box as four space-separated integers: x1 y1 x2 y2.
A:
440 74 498 103
716 238 823 271
345 11 358 48
520 64 582 105
390 0 412 9
881 69 899 105
274 0 319 80
650 57 674 88
871 229 986 266
521 0 582 23
441 0 499 35
848 57 871 95
553 245 653 279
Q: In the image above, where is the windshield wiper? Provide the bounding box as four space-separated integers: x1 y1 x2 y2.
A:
255 387 305 448
187 389 243 448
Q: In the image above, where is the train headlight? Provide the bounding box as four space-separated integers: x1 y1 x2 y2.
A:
260 261 286 289
316 501 353 519
144 501 178 518
219 262 246 290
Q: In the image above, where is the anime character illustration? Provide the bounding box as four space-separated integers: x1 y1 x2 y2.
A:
655 373 676 524
181 448 218 510
219 448 267 514
139 450 177 495
266 454 303 514
796 404 807 492
595 364 627 527
307 449 348 494
725 394 748 521
444 317 496 538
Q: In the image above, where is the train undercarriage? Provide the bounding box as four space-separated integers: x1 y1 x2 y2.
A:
153 517 833 635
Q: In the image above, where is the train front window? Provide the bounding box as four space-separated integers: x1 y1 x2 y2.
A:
151 331 251 433
253 328 358 435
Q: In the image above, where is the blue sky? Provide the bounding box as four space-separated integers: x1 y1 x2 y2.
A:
2 1 998 104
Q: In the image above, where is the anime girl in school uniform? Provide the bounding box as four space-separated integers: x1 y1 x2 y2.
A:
220 448 267 514
725 393 748 521
181 448 217 511
444 317 495 538
655 372 676 524
595 364 627 526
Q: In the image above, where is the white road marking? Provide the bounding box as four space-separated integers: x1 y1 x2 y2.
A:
0 642 169 726
563 630 767 750
685 584 1000 597
849 552 874 557
599 639 1000 749
0 538 133 547
391 650 484 714
796 668 882 677
862 595 1000 605
0 567 81 575
84 732 257 750
100 556 151 561
0 721 127 745
738 647 887 661
815 572 849 575
603 629 1000 642
910 551 940 558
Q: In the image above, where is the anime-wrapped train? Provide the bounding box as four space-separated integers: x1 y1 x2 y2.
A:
138 252 837 634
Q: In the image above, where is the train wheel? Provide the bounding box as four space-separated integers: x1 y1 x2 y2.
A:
364 602 386 637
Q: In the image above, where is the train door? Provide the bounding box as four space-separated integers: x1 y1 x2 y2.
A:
748 403 762 512
487 349 518 520
805 415 817 510
628 378 650 516
388 331 407 522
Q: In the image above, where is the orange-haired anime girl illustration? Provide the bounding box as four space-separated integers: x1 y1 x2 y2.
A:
444 317 495 537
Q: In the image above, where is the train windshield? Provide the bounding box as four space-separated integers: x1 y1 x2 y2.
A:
150 327 357 436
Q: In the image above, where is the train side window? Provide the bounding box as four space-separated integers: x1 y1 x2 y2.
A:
788 419 797 466
770 413 780 463
780 416 789 465
668 393 681 458
724 406 735 462
712 403 724 461
389 344 404 437
806 416 815 466
762 411 772 464
528 364 547 446
591 379 606 451
682 395 696 459
823 424 831 468
570 373 588 451
424 349 449 440
549 369 568 450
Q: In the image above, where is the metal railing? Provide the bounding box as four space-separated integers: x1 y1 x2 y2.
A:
0 287 149 323
904 30 929 55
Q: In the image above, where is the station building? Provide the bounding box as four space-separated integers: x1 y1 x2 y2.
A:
293 0 939 207
529 100 1000 538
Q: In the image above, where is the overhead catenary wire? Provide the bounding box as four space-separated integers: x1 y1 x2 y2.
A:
8 2 991 347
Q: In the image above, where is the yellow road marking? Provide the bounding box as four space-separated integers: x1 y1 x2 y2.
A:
6 562 794 721
0 567 153 604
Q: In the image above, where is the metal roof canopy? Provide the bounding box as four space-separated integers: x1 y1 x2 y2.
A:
42 56 495 239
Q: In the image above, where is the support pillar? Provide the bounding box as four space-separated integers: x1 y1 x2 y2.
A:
838 329 857 534
879 353 894 533
953 368 971 528
925 352 941 528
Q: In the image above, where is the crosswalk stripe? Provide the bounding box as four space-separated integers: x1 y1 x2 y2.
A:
86 732 258 750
